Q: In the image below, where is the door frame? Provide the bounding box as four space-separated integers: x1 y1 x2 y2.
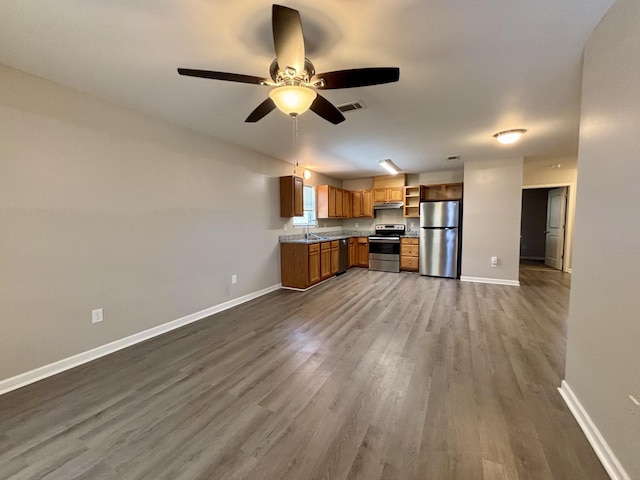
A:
522 182 575 273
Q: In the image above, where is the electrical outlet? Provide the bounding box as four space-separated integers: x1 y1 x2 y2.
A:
355 222 359 228
92 308 103 324
283 223 287 230
410 222 415 229
231 274 237 284
491 256 498 267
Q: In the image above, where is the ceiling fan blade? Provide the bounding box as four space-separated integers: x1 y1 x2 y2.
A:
245 98 277 123
178 68 267 85
313 67 400 89
272 5 305 77
309 94 345 125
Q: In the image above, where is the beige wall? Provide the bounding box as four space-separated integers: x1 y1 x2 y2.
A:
522 156 577 186
461 158 523 284
408 170 464 185
342 178 374 191
565 0 640 477
0 65 302 382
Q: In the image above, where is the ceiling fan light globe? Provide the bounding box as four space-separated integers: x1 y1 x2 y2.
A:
269 85 317 116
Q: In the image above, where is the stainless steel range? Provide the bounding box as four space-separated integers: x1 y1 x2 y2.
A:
369 224 405 273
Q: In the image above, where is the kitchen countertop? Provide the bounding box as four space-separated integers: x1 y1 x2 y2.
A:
279 229 419 244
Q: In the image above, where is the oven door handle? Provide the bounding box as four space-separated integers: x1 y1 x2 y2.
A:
369 236 401 243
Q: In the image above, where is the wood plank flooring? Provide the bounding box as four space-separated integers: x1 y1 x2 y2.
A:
0 268 608 479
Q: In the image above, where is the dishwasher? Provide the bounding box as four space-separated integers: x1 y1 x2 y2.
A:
337 238 348 275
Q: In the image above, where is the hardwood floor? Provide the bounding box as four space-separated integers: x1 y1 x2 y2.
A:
0 269 608 479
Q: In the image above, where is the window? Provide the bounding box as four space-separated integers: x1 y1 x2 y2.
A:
293 185 317 226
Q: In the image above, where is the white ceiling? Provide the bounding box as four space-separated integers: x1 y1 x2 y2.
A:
0 0 615 179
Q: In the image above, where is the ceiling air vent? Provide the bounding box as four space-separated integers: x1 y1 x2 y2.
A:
337 100 367 113
447 155 461 161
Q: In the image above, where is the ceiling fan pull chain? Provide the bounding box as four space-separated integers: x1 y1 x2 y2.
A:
293 114 299 175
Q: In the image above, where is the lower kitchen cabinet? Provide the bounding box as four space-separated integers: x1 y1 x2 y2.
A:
308 244 320 284
281 243 322 289
330 240 339 275
320 242 331 279
281 236 368 289
400 237 419 271
357 237 369 267
348 238 357 267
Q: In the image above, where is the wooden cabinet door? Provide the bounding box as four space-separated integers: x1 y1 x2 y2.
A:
330 242 339 274
316 185 329 218
335 188 344 217
352 191 362 217
357 238 369 267
348 238 356 267
362 190 373 217
373 188 387 203
388 187 404 202
343 190 352 218
320 243 331 279
293 176 304 216
279 176 304 217
308 249 320 284
328 187 337 217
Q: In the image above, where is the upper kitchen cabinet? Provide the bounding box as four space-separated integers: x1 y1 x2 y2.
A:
422 182 464 201
343 190 353 219
403 185 427 217
317 185 375 218
335 188 344 217
373 186 404 203
279 175 304 217
373 174 406 206
317 185 346 219
351 189 374 218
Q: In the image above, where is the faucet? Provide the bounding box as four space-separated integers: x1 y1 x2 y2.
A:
305 220 319 239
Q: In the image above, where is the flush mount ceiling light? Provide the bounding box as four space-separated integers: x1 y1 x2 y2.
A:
494 129 527 145
269 85 317 116
303 169 311 180
378 159 402 175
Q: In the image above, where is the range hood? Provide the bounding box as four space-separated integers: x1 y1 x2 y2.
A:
373 201 404 210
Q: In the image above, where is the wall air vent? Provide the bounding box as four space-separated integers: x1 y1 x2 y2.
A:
337 100 367 113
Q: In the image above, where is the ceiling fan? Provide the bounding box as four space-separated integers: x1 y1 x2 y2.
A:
177 4 400 125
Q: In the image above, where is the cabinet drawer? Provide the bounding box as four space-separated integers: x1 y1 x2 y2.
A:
331 240 340 248
401 237 419 245
308 244 319 253
400 256 419 270
401 245 419 256
321 242 331 251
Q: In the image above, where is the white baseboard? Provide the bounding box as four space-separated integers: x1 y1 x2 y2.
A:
0 283 282 396
558 380 631 480
460 276 520 286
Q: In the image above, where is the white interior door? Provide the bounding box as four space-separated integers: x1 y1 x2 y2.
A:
545 187 567 269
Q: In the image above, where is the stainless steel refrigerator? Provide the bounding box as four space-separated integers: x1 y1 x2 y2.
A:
419 200 461 278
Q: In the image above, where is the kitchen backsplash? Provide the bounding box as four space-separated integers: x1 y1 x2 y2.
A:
342 208 420 233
